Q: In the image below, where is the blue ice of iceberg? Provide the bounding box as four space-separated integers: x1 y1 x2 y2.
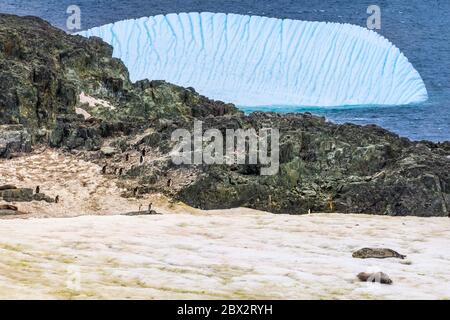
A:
78 12 428 107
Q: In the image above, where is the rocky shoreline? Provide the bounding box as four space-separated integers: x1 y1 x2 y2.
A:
1 14 449 216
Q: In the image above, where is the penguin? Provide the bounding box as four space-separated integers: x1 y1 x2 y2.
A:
35 186 40 194
148 203 153 212
101 164 107 174
55 195 59 204
140 155 144 164
141 148 146 157
118 168 123 176
328 197 335 212
133 187 138 196
125 153 129 162
167 179 172 187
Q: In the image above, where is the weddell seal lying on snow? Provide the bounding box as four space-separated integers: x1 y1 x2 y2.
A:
352 248 406 259
357 272 393 285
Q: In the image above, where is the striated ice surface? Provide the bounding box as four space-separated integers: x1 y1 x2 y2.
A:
78 12 428 107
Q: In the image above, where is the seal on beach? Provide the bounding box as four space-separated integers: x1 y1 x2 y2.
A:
357 272 392 285
352 248 406 259
0 204 18 211
0 185 17 191
0 204 27 216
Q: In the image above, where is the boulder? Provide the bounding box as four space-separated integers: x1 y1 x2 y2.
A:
100 146 117 157
0 188 33 202
33 193 55 203
0 125 32 158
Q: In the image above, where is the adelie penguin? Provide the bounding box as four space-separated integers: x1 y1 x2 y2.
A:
101 164 107 174
125 153 129 162
141 148 146 157
140 155 144 164
35 186 40 194
55 195 59 204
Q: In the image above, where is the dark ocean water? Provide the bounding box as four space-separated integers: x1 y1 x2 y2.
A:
1 0 449 141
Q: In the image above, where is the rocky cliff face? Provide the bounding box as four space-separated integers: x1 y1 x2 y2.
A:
0 14 449 216
178 113 450 216
0 14 237 151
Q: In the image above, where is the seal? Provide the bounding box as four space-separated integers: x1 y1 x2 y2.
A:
352 248 406 259
357 272 392 285
0 204 18 211
0 185 17 191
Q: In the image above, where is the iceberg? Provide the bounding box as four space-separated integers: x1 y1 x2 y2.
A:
78 12 428 107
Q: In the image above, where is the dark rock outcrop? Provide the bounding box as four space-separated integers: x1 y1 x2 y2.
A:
0 188 33 202
0 185 54 203
0 125 31 158
175 113 450 216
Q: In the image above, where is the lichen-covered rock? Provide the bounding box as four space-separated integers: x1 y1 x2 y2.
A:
176 113 450 216
0 125 31 158
0 188 33 202
33 193 55 203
